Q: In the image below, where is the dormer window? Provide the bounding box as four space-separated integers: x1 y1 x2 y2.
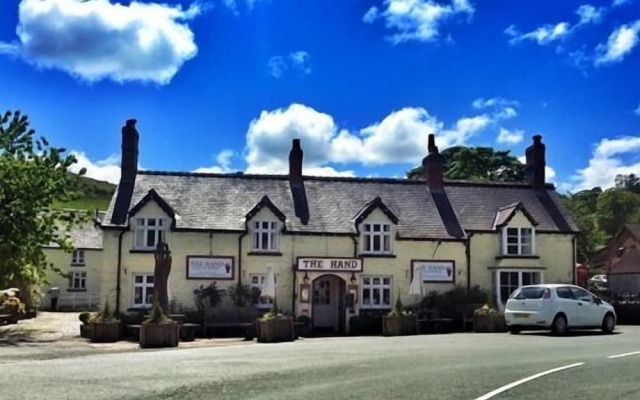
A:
503 227 534 256
251 221 280 252
362 223 393 254
134 217 168 250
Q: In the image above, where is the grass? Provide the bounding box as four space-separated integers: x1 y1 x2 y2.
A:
53 174 116 211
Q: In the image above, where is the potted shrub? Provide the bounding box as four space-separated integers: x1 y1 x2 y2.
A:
382 296 417 336
139 301 179 349
473 303 506 333
0 296 26 324
257 310 295 343
90 301 121 343
78 311 96 339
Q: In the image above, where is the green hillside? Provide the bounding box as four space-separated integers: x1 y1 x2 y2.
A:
53 175 116 211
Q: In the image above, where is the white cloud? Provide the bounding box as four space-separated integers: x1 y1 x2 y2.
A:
566 136 640 191
472 97 519 119
576 4 604 25
613 0 630 6
267 50 312 78
595 20 640 65
497 128 524 145
68 152 121 184
363 6 379 24
364 0 475 44
634 104 640 116
223 0 261 13
506 22 571 46
242 99 518 175
193 149 237 173
0 0 200 85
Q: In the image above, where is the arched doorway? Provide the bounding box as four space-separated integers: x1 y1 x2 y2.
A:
312 274 346 333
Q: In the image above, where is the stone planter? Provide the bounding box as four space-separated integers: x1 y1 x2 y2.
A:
90 321 120 343
139 321 179 349
382 315 418 336
257 317 295 343
473 313 506 333
79 324 92 339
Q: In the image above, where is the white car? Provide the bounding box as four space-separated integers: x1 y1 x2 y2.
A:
504 284 616 335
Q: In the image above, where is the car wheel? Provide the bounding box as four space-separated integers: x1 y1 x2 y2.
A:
602 314 615 334
551 314 568 335
509 326 521 335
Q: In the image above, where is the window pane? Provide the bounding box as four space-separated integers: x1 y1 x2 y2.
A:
373 224 381 232
254 221 260 229
262 221 269 229
135 276 143 284
253 232 260 249
507 228 518 236
134 287 143 304
382 288 390 306
507 245 519 255
146 275 154 284
372 288 380 305
372 277 380 285
148 219 156 227
261 232 269 249
251 276 259 284
270 232 277 250
270 222 277 230
364 236 371 252
521 245 532 255
364 224 371 232
383 278 390 285
136 218 145 226
363 277 370 285
135 229 145 248
383 225 390 232
373 235 381 251
147 230 156 247
362 288 370 305
383 235 391 251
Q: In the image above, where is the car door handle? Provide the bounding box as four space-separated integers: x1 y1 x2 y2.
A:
578 302 583 306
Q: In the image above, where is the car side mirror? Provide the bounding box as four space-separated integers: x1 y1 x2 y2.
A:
594 298 602 305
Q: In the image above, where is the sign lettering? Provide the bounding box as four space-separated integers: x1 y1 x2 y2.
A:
297 257 362 272
186 256 234 280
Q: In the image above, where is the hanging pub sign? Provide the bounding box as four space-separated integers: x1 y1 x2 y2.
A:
412 260 455 283
186 256 234 280
297 257 363 272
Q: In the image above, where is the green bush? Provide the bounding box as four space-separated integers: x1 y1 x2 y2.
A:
193 282 221 315
93 300 119 323
78 311 97 325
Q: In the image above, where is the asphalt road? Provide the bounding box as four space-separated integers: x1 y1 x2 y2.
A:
2 327 639 400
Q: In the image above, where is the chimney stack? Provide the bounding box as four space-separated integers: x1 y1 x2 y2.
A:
121 119 139 185
422 134 445 191
525 135 546 190
289 138 303 182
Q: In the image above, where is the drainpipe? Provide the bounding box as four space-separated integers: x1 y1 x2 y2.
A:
237 231 247 286
115 229 126 314
465 233 474 292
572 235 577 285
350 235 358 257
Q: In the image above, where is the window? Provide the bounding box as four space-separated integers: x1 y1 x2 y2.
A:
503 227 534 256
134 217 168 250
71 250 85 266
133 274 154 307
361 276 392 309
251 221 279 252
70 271 86 290
497 270 542 305
569 287 594 302
250 274 277 308
362 223 392 254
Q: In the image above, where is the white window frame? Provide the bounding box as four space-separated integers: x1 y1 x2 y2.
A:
360 275 393 309
71 249 85 266
133 217 168 250
251 220 280 252
495 269 544 309
132 274 155 308
249 274 278 309
70 271 86 290
361 222 393 255
502 227 535 256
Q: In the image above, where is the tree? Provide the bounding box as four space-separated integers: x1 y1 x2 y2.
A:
406 146 526 182
596 188 640 239
615 173 640 194
0 110 89 288
562 188 606 264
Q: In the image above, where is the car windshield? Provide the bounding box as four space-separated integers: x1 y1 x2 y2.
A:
513 287 546 299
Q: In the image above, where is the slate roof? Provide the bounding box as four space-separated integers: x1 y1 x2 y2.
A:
46 211 105 250
492 202 539 229
102 172 578 239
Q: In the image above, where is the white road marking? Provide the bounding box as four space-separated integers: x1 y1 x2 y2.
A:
474 363 585 400
607 351 640 359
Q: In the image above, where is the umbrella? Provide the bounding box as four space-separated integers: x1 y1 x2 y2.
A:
409 267 423 296
261 265 277 299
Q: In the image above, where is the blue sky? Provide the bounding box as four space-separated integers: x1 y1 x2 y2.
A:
0 0 639 192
